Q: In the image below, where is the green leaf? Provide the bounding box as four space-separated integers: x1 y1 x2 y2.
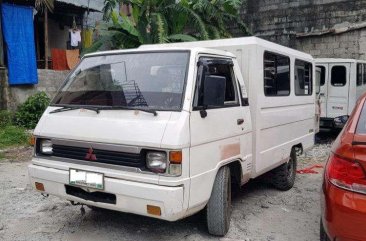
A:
168 34 197 42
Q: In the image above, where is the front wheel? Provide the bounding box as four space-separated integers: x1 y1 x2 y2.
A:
206 166 231 236
271 148 297 191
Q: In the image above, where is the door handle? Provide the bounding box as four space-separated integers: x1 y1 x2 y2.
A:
237 119 244 125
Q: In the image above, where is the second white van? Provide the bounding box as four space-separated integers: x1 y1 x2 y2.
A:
316 58 366 129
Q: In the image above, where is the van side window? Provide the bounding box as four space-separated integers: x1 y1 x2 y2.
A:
363 64 366 85
316 66 326 86
264 52 290 96
331 66 346 87
295 59 312 95
357 63 363 86
194 57 239 108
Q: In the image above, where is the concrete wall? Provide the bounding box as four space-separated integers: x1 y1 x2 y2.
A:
240 0 366 59
0 69 69 110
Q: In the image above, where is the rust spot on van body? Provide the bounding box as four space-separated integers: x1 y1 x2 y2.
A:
220 143 240 160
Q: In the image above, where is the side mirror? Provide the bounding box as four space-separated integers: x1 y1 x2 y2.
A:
202 75 226 107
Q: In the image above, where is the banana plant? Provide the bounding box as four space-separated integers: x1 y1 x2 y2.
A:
86 0 249 53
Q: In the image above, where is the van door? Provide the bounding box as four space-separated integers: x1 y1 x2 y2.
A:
327 63 351 118
316 64 328 117
188 56 251 206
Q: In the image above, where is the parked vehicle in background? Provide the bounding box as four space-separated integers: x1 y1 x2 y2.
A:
29 37 316 236
316 58 366 129
320 92 366 241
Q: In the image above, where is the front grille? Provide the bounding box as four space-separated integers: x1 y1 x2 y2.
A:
65 185 116 204
51 144 145 168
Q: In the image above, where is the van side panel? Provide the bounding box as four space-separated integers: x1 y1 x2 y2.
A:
253 46 315 176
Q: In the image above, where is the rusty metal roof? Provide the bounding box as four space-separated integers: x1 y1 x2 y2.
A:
56 0 104 11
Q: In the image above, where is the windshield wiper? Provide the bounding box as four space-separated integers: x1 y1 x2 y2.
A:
49 106 100 114
49 106 158 116
98 106 158 116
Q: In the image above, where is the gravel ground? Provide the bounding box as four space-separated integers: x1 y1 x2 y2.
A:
0 132 336 241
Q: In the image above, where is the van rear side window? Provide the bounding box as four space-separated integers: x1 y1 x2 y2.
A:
356 101 366 134
264 52 290 96
295 60 312 96
316 66 326 86
331 66 346 87
357 63 363 86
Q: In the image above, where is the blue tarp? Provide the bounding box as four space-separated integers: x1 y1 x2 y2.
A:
1 3 38 85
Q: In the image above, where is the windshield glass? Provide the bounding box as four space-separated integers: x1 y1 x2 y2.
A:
51 51 190 111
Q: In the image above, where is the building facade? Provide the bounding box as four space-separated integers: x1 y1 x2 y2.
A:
239 0 366 59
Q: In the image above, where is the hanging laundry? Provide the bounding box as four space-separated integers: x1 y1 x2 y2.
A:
70 29 81 47
82 29 93 49
66 49 79 70
1 3 38 85
51 49 67 71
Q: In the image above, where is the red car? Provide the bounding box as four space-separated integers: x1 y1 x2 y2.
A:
321 93 366 241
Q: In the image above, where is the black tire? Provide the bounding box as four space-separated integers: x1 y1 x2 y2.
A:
206 166 231 236
320 219 330 241
271 148 297 191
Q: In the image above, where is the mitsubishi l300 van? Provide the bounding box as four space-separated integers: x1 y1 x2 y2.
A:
29 37 316 236
316 58 366 129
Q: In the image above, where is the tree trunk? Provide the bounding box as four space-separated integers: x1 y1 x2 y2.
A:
44 8 48 69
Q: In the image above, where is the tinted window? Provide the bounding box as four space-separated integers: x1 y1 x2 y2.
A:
52 52 189 111
357 63 363 86
331 66 346 87
295 60 312 95
264 52 290 96
194 57 238 108
356 101 366 134
316 66 326 86
363 64 366 85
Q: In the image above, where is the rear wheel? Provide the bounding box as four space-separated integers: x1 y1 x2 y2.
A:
206 166 231 236
271 148 297 191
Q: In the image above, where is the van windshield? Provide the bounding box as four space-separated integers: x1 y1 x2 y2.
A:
51 51 189 111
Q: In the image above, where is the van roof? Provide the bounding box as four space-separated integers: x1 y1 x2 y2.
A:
84 47 236 58
139 36 313 60
316 58 366 64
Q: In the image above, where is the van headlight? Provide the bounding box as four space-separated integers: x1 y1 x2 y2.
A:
40 139 53 155
146 151 167 173
334 115 349 126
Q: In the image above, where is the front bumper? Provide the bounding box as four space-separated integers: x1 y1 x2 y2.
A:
321 181 366 241
320 116 348 129
28 163 186 221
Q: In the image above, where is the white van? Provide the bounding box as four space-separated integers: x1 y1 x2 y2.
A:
315 58 366 129
29 37 316 236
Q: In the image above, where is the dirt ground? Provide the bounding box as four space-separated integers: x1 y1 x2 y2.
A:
0 132 336 241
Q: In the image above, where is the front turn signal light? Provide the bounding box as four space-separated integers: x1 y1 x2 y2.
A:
169 151 182 164
168 151 182 176
29 135 36 146
147 205 161 216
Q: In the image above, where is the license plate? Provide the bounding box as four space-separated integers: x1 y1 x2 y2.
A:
69 169 104 190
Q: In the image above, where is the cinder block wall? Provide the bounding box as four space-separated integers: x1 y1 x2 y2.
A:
238 0 366 59
0 69 69 111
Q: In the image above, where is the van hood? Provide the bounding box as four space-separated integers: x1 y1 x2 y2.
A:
35 107 173 148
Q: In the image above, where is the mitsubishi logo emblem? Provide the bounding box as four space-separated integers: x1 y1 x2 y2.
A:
85 147 97 161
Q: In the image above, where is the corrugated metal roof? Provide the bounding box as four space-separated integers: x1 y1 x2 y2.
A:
56 0 104 11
